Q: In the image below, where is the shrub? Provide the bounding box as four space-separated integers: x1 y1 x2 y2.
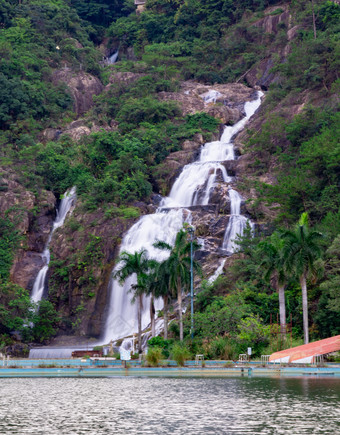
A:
146 346 163 367
171 343 191 367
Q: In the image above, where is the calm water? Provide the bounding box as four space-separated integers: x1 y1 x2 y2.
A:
0 376 339 434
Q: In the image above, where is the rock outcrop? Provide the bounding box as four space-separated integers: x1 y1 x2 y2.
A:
245 5 296 89
158 82 254 124
52 68 103 115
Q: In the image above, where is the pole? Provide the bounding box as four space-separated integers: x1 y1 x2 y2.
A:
188 227 194 339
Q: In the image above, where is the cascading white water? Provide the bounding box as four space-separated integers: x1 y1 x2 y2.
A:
162 92 263 209
162 162 230 208
102 209 186 343
102 91 263 345
222 189 253 253
200 90 223 103
108 50 119 64
30 187 76 303
208 259 226 284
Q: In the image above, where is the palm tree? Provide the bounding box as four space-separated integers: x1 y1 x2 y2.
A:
282 213 323 344
114 249 151 353
259 232 288 339
141 260 160 339
154 228 200 341
152 260 172 340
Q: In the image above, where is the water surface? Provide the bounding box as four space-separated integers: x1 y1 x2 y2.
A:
0 376 339 434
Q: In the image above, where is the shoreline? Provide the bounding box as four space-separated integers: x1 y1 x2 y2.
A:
1 365 339 378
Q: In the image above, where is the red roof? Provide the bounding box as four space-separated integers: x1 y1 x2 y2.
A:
269 335 340 363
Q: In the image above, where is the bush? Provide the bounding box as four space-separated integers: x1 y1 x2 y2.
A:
146 346 163 367
171 343 191 367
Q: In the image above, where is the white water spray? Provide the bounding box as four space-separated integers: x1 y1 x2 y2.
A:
31 187 76 303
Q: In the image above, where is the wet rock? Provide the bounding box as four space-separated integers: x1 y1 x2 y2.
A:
209 185 231 215
11 251 44 291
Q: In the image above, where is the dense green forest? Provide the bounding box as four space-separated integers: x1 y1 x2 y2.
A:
0 0 339 358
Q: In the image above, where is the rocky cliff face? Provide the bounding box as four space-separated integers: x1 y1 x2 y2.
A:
2 79 262 339
0 167 56 290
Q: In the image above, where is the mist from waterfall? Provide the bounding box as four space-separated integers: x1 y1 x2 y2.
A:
102 91 263 344
31 187 76 303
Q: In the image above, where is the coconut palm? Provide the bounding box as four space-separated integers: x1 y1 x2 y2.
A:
154 228 200 341
258 232 288 339
282 213 323 344
152 260 172 340
114 249 151 353
140 259 160 339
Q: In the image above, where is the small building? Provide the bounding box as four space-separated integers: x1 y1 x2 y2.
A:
134 0 146 14
71 350 103 358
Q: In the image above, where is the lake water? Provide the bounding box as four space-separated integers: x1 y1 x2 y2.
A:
0 376 339 434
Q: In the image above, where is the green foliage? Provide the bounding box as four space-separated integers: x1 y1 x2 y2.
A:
146 346 163 366
237 314 271 356
0 216 22 281
0 282 59 343
148 336 172 358
171 343 191 366
32 299 60 343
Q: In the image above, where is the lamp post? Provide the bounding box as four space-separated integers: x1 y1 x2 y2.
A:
188 226 194 339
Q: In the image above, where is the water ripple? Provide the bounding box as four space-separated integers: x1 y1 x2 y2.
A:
0 377 339 434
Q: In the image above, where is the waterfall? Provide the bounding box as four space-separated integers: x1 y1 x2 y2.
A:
208 259 226 284
200 90 223 103
102 91 263 344
30 187 76 304
101 209 186 343
108 50 119 64
222 189 253 253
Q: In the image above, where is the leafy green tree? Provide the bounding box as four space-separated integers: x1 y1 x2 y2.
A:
32 299 60 343
0 282 32 337
282 212 323 343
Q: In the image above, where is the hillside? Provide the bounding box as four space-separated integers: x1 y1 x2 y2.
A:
0 0 339 357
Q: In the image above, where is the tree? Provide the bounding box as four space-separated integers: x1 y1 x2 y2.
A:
282 213 323 344
114 249 151 353
151 260 172 340
154 228 200 341
258 232 288 339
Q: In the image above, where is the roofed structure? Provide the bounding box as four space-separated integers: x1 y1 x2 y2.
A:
270 335 340 364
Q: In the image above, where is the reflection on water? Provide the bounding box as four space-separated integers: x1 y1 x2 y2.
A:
0 377 339 434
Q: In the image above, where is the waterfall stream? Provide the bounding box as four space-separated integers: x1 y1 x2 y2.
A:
30 187 76 303
102 91 263 344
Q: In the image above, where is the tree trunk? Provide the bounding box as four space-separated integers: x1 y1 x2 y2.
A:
150 294 155 338
300 273 309 344
177 277 183 341
311 0 317 39
278 284 286 339
163 295 168 340
138 294 142 353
